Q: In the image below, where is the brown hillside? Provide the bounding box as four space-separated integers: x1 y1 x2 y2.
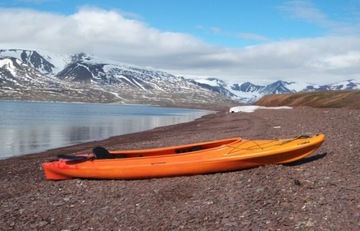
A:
255 90 360 109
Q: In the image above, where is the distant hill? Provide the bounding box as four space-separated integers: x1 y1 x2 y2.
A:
254 90 360 109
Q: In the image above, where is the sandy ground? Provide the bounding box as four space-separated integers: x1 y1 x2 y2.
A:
1 107 359 230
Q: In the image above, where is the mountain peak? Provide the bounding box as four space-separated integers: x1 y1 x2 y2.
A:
71 52 93 62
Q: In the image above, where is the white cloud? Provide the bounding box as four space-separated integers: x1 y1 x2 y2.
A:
0 6 359 85
278 0 360 35
279 0 328 24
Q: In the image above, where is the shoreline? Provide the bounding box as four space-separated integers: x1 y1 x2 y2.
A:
1 107 360 230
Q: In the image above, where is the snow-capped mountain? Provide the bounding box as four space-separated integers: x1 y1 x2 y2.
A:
1 48 359 105
0 49 69 74
191 78 360 103
316 79 360 91
0 49 236 107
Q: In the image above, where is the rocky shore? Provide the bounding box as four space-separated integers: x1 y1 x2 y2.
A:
1 107 359 230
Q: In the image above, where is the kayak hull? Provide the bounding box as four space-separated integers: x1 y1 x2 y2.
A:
42 134 325 180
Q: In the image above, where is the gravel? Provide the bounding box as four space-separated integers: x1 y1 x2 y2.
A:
1 107 359 230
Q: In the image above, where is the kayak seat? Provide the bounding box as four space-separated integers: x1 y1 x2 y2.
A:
93 146 113 159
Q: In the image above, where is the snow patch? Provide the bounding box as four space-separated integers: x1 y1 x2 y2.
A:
110 92 122 98
229 105 293 113
0 58 16 76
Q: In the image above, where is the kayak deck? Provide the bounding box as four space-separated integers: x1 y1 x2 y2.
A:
42 134 325 180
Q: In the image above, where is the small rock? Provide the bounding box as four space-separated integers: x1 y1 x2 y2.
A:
294 179 301 186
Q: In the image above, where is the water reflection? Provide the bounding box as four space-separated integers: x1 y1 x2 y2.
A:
0 101 212 159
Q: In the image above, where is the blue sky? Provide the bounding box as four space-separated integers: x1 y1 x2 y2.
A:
0 0 359 84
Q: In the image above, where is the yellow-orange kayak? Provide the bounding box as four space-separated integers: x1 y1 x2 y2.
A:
42 133 325 180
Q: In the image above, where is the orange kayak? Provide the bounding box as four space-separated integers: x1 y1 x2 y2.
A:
42 133 325 180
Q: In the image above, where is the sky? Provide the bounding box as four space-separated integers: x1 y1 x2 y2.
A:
0 0 359 84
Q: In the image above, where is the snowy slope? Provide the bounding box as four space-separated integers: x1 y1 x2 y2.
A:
0 49 70 74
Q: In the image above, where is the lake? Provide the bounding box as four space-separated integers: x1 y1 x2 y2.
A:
0 101 213 159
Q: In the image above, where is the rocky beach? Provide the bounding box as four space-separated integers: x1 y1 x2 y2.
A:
1 106 359 230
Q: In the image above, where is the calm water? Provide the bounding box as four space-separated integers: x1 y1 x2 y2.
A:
0 101 213 159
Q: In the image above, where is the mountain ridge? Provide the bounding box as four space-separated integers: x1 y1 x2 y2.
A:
0 49 236 108
1 48 359 106
192 77 360 103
